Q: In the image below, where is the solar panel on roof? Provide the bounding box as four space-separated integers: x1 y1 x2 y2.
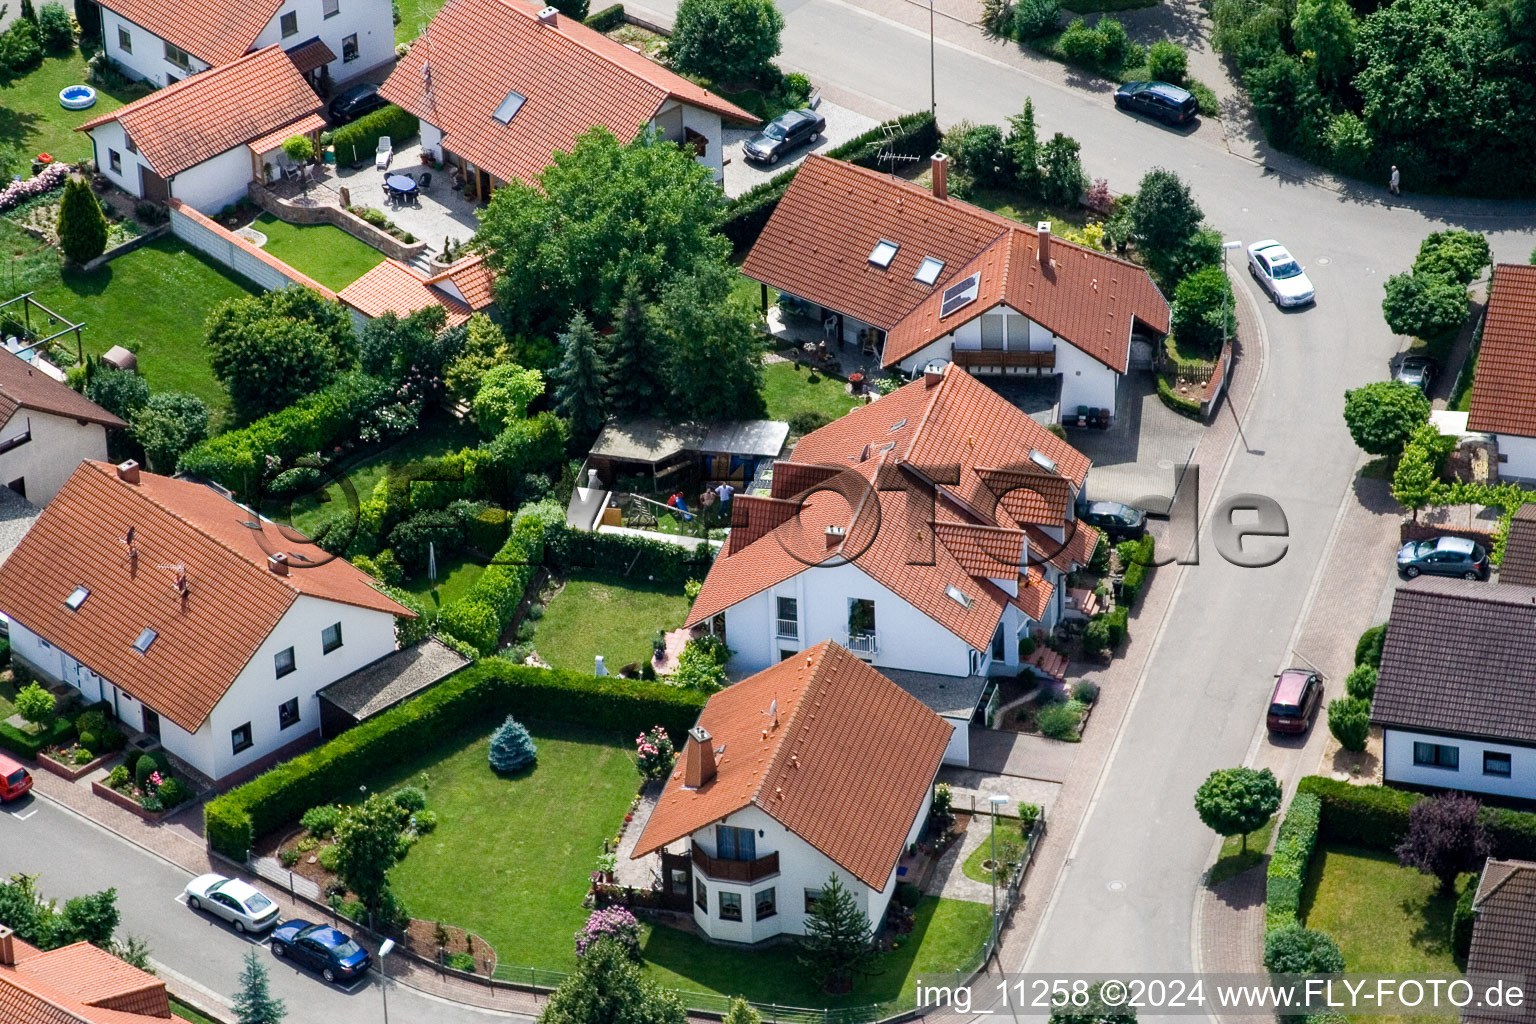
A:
939 273 980 317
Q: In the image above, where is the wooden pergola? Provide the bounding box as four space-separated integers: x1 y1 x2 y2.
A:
0 292 83 366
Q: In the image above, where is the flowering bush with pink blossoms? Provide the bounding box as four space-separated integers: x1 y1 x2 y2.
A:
574 906 640 958
0 164 68 215
635 726 675 782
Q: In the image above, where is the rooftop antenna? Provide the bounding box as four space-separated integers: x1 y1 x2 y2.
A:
156 564 189 599
762 697 779 729
875 122 919 178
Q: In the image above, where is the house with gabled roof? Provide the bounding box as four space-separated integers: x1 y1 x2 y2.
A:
631 641 950 944
97 0 392 91
337 254 498 332
1463 858 1536 1024
0 924 195 1024
77 46 325 214
1371 577 1536 800
744 155 1170 419
378 0 758 190
0 460 414 784
0 347 125 506
686 365 1099 763
1496 503 1536 586
1468 264 1536 482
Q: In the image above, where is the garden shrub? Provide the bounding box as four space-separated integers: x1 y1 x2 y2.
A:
76 710 107 739
1146 40 1188 84
205 659 708 858
1035 700 1085 740
1118 535 1155 606
788 409 832 434
1354 624 1386 668
1080 616 1111 654
1012 0 1059 38
331 105 420 167
1263 925 1344 974
585 3 625 29
390 786 427 812
301 804 343 838
635 726 676 781
1071 680 1099 704
269 466 324 496
575 906 641 958
388 509 465 570
1344 664 1377 701
158 777 191 806
1326 697 1370 752
412 808 437 834
0 18 43 74
895 881 922 908
1057 19 1104 64
36 3 71 51
1265 792 1320 929
1452 877 1476 961
134 752 166 792
317 844 341 873
488 715 537 772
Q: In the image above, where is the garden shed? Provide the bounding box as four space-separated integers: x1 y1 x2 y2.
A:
316 637 471 738
586 417 789 490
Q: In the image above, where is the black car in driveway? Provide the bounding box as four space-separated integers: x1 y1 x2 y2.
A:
1396 536 1491 580
327 83 388 125
742 108 826 165
1076 500 1148 541
1113 81 1198 125
271 920 370 984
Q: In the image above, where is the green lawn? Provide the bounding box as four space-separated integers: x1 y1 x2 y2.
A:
1301 843 1464 1024
962 822 1029 884
533 572 690 672
1207 815 1275 886
0 50 138 165
968 188 1091 232
399 554 486 611
26 236 259 418
168 999 220 1024
385 722 638 972
641 896 991 1012
760 360 859 427
252 213 386 291
395 0 450 41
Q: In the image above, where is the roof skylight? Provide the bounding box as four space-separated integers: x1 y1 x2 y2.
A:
888 418 907 433
914 256 945 285
945 584 973 608
133 627 158 654
868 240 899 268
64 586 89 611
492 89 526 124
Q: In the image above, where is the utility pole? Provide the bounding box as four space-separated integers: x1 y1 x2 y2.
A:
929 0 936 119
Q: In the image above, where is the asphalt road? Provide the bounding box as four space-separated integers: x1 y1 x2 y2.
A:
633 0 1536 994
0 796 526 1024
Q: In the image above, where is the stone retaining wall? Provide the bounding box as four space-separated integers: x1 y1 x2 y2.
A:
247 181 427 262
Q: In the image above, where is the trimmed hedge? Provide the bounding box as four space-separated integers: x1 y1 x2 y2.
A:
332 104 420 168
1265 792 1320 930
1117 535 1155 607
585 3 625 29
1156 374 1204 418
205 658 708 859
0 715 74 760
719 112 941 250
544 523 715 582
1295 776 1536 862
178 373 393 498
1354 624 1386 668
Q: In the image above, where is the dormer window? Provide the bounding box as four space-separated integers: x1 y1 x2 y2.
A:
133 627 157 654
868 240 899 268
64 586 89 611
493 89 526 124
945 584 973 608
914 256 945 285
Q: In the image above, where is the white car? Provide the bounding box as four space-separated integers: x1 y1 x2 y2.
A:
184 874 280 933
1247 240 1315 307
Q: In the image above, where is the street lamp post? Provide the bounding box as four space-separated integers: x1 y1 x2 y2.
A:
987 793 1009 956
378 938 395 1024
929 0 936 119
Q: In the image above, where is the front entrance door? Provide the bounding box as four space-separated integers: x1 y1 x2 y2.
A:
139 165 169 204
142 708 161 740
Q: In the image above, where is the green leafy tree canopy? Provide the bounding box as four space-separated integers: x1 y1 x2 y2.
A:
669 0 784 85
539 937 687 1024
205 288 357 423
57 176 108 265
1193 766 1281 850
1341 380 1430 458
130 391 210 474
473 363 545 436
332 792 409 919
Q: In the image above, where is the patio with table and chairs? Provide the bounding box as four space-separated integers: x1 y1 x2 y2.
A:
383 171 431 206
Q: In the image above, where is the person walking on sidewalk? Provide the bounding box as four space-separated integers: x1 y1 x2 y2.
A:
1389 165 1400 195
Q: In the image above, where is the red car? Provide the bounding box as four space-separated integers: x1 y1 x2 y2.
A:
0 753 33 801
1267 669 1322 734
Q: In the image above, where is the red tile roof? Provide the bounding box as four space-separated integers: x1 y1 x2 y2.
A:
882 227 1169 372
1468 263 1536 437
631 640 950 889
0 348 125 430
100 0 280 65
688 367 1095 648
424 254 497 310
168 202 337 300
0 461 413 733
285 37 337 75
78 47 323 178
339 259 473 328
380 0 756 187
0 936 191 1024
247 113 328 157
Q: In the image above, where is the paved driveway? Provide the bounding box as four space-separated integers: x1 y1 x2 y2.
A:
1069 371 1208 510
722 98 877 197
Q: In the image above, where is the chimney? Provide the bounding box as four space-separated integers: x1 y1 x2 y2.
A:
0 924 13 966
923 365 944 388
267 552 289 576
116 460 140 485
1036 221 1051 264
683 726 716 788
825 524 846 549
931 153 948 200
536 4 559 21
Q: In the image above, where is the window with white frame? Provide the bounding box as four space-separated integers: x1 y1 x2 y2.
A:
323 0 340 16
280 11 299 36
117 26 132 53
164 41 192 69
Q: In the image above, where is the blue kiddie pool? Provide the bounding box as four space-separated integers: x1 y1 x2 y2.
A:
59 85 97 110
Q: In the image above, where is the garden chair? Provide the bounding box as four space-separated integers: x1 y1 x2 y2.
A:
418 171 432 191
375 136 392 171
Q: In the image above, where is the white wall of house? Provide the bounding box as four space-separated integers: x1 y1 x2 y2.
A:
100 8 211 87
251 0 395 82
87 120 155 200
720 560 984 678
6 596 396 781
687 786 934 942
419 121 445 164
1496 433 1536 483
167 146 260 214
0 413 109 506
1055 341 1119 416
1382 727 1536 801
650 101 725 184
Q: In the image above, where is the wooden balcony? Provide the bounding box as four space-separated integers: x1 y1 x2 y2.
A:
952 348 1056 370
691 841 780 883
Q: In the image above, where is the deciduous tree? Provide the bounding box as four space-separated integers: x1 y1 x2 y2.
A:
539 937 686 1024
1131 168 1205 257
205 289 356 422
13 681 54 730
1193 767 1281 851
332 792 409 922
473 363 544 436
1413 230 1491 287
1038 132 1088 208
1395 793 1491 893
1341 381 1429 459
652 260 766 421
1292 0 1356 90
130 391 209 473
669 0 784 84
1381 271 1469 339
83 368 149 421
1170 264 1235 356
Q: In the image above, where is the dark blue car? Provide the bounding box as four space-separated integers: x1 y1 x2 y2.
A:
271 920 370 984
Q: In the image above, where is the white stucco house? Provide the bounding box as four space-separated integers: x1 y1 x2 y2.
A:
0 347 125 506
0 460 414 784
631 641 950 944
743 156 1171 421
378 0 758 192
1468 263 1536 481
77 47 326 214
686 365 1101 765
98 0 393 91
1372 577 1536 801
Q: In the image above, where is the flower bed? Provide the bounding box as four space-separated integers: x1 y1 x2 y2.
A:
100 752 193 816
0 164 68 216
402 918 495 975
36 745 113 782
